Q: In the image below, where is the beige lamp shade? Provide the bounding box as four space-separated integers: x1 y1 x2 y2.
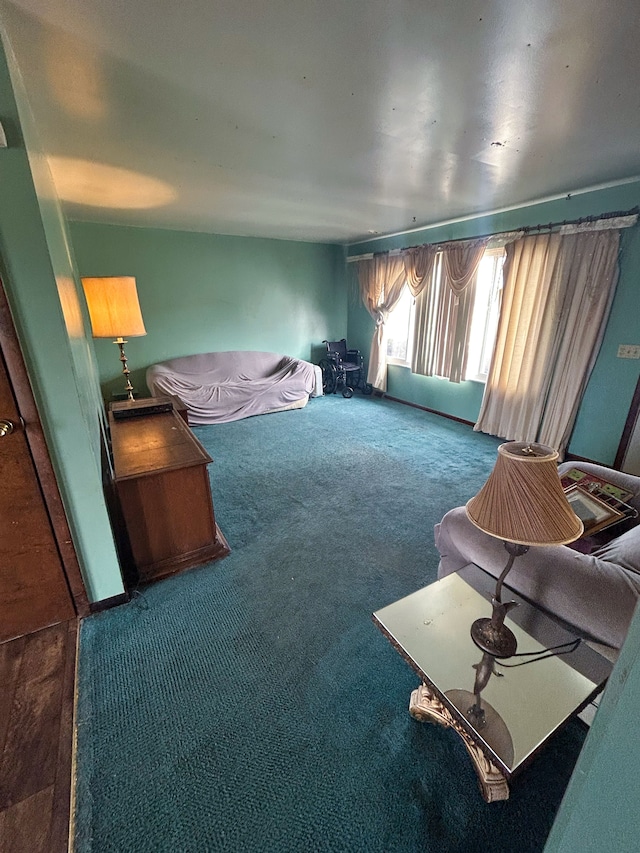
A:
81 276 147 338
466 442 583 546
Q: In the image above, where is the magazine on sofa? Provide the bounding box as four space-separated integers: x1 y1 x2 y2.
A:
561 468 637 547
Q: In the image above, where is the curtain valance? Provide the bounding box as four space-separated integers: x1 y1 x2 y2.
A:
346 211 637 264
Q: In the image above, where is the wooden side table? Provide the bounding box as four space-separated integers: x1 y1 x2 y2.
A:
108 408 229 585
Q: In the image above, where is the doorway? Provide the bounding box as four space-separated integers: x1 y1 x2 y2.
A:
0 278 88 642
615 373 640 474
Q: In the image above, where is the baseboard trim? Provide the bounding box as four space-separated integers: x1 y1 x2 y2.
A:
383 396 608 465
89 592 130 613
382 394 476 428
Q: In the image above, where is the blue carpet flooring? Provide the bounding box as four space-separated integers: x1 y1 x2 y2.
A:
75 395 586 852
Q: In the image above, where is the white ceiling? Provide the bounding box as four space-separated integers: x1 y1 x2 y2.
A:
3 0 640 244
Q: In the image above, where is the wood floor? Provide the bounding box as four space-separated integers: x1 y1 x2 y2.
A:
0 620 77 853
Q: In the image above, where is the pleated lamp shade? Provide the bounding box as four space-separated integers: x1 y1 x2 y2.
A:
81 276 147 338
466 442 583 546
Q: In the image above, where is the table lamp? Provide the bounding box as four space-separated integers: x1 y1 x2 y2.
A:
81 276 147 401
465 442 583 658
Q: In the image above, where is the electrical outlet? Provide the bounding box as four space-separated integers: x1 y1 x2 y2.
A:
617 344 640 359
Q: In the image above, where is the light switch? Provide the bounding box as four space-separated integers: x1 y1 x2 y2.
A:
617 345 640 359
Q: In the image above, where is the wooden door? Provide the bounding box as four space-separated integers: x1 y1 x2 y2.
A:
0 292 80 642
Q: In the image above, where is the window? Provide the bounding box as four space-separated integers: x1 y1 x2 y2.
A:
464 248 505 382
385 285 415 366
385 247 505 381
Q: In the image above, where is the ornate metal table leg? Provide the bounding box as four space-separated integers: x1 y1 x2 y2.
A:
409 683 510 803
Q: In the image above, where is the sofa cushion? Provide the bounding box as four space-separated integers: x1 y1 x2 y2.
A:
592 524 640 575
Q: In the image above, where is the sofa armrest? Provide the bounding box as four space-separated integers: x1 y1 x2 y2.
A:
435 506 640 649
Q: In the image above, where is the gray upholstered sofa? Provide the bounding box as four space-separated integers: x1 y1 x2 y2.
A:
435 462 640 652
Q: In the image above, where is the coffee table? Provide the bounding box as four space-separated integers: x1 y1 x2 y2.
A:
373 564 611 802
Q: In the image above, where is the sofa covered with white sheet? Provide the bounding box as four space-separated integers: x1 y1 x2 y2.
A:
146 350 322 425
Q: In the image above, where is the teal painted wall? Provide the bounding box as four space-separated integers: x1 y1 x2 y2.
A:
0 34 123 601
544 598 640 853
69 222 347 399
347 183 640 464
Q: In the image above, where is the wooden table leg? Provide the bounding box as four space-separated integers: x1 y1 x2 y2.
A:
409 683 510 803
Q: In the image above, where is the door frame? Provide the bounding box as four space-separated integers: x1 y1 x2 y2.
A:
0 278 89 618
614 372 640 471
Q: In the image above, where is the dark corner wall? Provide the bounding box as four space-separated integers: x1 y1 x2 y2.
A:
346 182 640 466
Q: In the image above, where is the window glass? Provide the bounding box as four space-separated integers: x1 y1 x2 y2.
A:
465 249 505 381
386 286 414 365
384 247 505 381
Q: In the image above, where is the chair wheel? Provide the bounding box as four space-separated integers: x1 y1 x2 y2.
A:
362 383 373 395
342 386 354 398
319 359 337 395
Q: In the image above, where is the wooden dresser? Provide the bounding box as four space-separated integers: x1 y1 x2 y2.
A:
108 407 229 584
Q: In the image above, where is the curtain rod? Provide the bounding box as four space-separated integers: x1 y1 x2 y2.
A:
346 206 639 263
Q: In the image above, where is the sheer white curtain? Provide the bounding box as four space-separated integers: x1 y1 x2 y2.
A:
356 255 406 391
538 230 620 451
475 229 620 455
412 238 488 382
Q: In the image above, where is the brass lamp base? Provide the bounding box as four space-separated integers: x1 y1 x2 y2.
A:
471 615 517 659
470 542 527 658
114 337 136 401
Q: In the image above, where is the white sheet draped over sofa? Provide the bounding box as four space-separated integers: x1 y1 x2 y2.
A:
146 350 322 425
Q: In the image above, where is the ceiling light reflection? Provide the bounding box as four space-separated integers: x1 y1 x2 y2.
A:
48 157 176 210
46 32 106 120
56 275 85 338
